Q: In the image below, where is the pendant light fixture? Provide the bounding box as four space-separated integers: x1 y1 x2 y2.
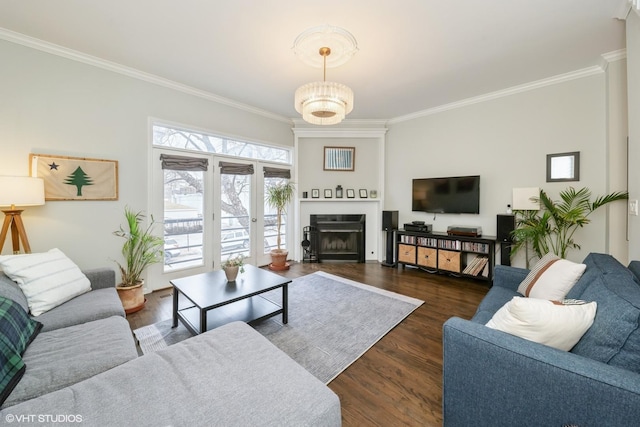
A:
293 25 357 125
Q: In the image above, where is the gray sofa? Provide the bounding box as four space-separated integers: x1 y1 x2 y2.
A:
443 253 640 426
0 269 341 426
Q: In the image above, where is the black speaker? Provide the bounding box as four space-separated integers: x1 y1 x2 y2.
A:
381 211 398 267
497 214 515 266
497 214 515 242
382 210 399 231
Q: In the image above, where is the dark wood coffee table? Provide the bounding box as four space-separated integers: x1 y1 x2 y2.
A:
171 264 290 335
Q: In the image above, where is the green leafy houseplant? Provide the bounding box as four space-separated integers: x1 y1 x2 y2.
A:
265 181 295 270
113 207 164 287
511 187 628 263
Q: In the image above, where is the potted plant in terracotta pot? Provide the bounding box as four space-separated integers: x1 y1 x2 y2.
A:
222 253 245 282
266 181 295 271
113 207 164 314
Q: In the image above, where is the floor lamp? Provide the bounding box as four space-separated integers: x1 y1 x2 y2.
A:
0 176 45 254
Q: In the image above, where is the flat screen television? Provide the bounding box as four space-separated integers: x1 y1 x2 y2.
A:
412 175 480 214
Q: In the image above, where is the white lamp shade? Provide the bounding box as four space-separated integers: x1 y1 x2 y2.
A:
0 176 45 207
512 187 540 211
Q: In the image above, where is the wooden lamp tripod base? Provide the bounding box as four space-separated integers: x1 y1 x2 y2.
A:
0 209 32 254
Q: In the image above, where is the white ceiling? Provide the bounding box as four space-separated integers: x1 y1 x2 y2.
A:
0 0 628 122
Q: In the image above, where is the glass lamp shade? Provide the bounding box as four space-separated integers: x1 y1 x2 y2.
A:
294 81 354 125
0 177 45 208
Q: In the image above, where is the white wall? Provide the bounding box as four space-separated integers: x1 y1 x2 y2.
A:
628 11 640 261
1 32 634 272
297 137 381 198
0 40 293 273
385 73 625 266
293 126 387 261
606 57 629 263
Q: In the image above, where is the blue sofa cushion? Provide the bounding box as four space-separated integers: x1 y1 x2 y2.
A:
569 254 640 374
566 253 628 299
628 260 640 284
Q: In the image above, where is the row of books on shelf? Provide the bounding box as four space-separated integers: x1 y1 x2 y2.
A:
461 242 490 254
438 239 462 250
463 256 489 277
400 235 417 244
400 235 440 247
399 235 490 254
417 237 438 247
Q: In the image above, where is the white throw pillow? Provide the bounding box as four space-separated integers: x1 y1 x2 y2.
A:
517 253 586 300
486 297 597 351
0 248 91 316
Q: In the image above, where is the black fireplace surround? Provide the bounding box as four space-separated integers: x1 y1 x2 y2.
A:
310 214 365 263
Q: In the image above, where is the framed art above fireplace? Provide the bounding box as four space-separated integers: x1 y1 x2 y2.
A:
324 146 355 171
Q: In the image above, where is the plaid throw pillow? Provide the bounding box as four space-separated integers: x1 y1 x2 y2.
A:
0 296 43 405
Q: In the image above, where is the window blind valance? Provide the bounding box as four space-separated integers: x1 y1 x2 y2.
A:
219 161 254 175
263 167 291 179
160 154 209 171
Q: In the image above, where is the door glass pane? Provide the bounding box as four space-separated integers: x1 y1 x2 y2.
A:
221 173 251 260
163 169 204 271
264 177 288 254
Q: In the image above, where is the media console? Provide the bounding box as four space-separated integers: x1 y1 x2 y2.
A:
396 229 496 283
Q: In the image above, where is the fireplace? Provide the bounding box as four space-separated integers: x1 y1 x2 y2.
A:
310 214 365 263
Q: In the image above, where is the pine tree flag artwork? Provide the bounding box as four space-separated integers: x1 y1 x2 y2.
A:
30 154 118 200
64 167 94 196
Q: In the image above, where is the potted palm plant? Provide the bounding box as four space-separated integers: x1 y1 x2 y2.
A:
511 187 628 266
266 181 295 270
113 207 164 313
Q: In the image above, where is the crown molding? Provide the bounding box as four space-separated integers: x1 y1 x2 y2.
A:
601 49 627 63
291 118 388 138
0 27 627 129
0 28 292 125
291 118 387 127
616 1 632 19
615 0 640 19
388 65 604 125
600 49 627 70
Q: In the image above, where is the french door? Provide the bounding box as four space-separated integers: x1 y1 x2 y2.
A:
148 149 290 291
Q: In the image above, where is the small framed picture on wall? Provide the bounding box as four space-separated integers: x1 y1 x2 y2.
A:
311 189 320 198
324 189 333 198
359 189 368 198
324 146 355 171
346 189 355 198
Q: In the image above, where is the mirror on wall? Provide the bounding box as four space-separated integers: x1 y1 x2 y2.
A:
547 151 580 182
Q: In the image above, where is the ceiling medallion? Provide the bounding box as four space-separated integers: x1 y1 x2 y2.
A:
293 25 357 125
293 24 358 68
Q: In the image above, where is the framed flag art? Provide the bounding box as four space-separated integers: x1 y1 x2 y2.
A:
29 153 118 201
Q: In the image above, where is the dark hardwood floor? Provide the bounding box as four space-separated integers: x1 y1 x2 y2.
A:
125 261 489 426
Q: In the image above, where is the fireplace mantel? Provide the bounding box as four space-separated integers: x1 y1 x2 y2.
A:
300 199 381 203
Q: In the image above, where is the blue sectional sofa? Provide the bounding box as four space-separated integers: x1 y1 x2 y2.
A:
443 253 640 426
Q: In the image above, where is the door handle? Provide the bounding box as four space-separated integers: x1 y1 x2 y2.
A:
252 218 257 222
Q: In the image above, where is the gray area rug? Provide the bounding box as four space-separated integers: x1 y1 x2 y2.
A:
133 271 423 383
